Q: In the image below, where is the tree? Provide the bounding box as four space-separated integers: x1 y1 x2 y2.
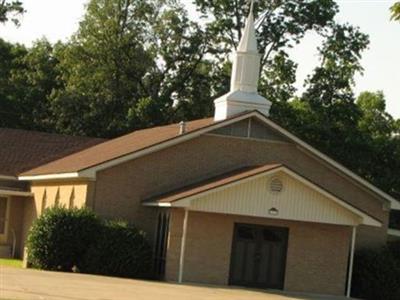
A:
356 91 400 196
0 39 61 131
0 38 27 128
51 0 207 137
268 23 371 183
0 0 24 25
391 2 400 21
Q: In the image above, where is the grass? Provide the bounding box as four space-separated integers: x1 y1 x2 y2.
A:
0 258 22 268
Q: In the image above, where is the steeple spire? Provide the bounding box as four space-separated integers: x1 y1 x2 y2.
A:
214 0 271 121
237 0 257 53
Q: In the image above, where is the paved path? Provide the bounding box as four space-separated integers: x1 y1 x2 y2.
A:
1 266 351 300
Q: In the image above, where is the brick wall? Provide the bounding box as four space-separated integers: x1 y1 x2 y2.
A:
166 209 351 296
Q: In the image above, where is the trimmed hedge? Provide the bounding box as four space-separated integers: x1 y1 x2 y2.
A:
27 206 101 271
82 220 152 278
352 244 400 300
27 207 152 278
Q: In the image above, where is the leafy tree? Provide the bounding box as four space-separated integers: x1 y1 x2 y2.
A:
51 0 207 137
10 40 61 131
356 91 400 196
357 91 397 138
391 2 400 21
0 38 27 128
0 0 24 25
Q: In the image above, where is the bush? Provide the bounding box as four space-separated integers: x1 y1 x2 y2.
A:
27 206 101 271
352 246 400 300
27 207 153 278
82 220 152 278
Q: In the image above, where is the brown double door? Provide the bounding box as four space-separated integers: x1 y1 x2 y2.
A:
229 223 289 290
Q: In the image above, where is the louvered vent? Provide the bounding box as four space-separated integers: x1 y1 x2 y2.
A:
270 178 283 193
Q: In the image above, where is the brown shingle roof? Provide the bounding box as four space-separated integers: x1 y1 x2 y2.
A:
144 164 282 204
0 128 104 177
21 118 215 176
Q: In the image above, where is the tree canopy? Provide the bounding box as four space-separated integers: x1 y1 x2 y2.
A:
391 2 400 21
0 0 24 25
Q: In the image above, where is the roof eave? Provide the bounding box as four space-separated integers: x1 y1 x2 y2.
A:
17 110 399 207
18 172 82 181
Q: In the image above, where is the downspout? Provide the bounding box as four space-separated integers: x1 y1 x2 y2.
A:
178 208 189 283
346 226 357 298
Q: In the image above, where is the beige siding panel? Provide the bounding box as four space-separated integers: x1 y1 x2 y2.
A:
31 182 89 211
190 171 360 226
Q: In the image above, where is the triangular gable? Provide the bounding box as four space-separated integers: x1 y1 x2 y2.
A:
146 166 380 227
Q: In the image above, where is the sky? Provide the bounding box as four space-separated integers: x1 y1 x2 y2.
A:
1 0 399 118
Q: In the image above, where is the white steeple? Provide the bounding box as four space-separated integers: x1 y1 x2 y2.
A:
214 0 271 121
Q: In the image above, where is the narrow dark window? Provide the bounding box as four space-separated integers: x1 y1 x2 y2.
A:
0 197 7 234
154 211 170 278
389 210 400 230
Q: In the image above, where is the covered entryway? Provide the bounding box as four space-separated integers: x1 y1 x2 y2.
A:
230 223 288 289
143 164 382 296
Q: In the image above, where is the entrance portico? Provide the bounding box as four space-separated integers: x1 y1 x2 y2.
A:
144 164 381 296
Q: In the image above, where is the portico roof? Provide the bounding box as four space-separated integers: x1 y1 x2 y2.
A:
143 164 381 227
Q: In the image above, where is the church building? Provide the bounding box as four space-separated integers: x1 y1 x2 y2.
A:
1 3 399 297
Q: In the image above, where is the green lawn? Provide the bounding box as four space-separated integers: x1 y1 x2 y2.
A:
0 258 22 268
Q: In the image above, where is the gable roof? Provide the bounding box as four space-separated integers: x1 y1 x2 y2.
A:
19 117 215 177
144 164 282 204
17 110 398 207
0 128 104 177
143 163 381 227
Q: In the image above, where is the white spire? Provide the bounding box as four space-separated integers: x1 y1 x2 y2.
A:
214 0 271 121
237 1 258 53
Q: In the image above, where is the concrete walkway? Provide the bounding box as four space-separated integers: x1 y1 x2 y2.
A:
1 266 351 300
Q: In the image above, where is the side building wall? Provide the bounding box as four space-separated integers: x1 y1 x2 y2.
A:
19 180 94 258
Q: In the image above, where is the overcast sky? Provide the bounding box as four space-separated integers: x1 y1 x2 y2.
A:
1 0 399 118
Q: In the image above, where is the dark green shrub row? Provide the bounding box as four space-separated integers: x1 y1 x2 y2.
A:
351 242 400 300
27 206 152 278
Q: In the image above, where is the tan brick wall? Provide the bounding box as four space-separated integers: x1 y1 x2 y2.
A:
30 181 90 211
166 209 351 296
93 134 387 249
17 180 92 258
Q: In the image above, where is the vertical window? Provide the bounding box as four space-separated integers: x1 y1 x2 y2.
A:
0 197 8 234
154 211 170 278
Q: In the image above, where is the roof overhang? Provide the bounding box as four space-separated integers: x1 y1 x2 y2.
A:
388 228 400 238
144 165 381 227
18 172 81 181
0 189 33 197
17 110 399 208
0 175 18 181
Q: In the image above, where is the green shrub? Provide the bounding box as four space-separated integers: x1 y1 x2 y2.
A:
27 206 101 271
82 220 152 278
352 246 400 300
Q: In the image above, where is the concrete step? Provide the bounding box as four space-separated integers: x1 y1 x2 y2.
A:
0 244 11 258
